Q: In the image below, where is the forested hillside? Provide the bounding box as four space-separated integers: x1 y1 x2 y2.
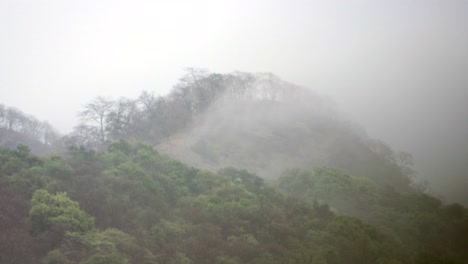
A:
0 104 60 153
1 70 467 263
1 142 466 264
54 70 414 192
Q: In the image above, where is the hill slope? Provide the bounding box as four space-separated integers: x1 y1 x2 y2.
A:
156 73 411 190
1 142 467 263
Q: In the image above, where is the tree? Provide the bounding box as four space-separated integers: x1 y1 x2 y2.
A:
5 107 22 130
137 92 170 141
67 124 101 149
82 253 127 264
29 189 95 235
41 249 70 264
41 121 60 146
106 98 138 141
79 97 114 145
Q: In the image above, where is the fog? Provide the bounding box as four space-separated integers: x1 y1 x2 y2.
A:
1 0 467 202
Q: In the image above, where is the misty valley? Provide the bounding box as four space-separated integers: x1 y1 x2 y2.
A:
0 70 467 264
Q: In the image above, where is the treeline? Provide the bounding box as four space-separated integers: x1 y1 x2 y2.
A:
67 69 323 149
0 104 60 152
1 70 417 193
2 142 466 264
1 70 416 192
1 69 317 152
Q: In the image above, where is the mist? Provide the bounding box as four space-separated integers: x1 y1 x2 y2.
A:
1 0 467 203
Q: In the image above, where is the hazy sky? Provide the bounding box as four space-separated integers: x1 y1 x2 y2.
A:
1 0 467 192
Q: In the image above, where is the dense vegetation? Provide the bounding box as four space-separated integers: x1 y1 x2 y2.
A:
4 69 415 191
1 70 467 263
37 69 412 193
0 142 466 263
277 168 468 262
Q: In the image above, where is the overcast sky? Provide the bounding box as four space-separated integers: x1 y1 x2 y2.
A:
1 0 467 193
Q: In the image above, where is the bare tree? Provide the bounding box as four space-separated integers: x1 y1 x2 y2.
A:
5 107 22 130
67 124 101 149
19 115 42 139
41 121 60 146
138 91 158 117
107 98 138 141
79 97 114 145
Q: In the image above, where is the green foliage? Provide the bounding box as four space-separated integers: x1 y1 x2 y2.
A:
277 167 379 214
227 233 259 247
82 252 128 264
67 229 134 254
0 144 43 178
193 184 260 226
67 145 99 161
150 219 192 245
62 228 158 264
278 166 468 262
191 170 225 194
215 256 240 264
218 167 264 191
42 249 70 264
168 252 192 264
107 140 134 156
1 142 467 263
44 156 74 179
29 189 95 234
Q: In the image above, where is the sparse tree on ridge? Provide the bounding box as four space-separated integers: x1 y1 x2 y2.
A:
79 97 114 145
106 98 138 141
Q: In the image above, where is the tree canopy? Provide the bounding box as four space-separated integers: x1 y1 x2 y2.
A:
0 142 466 263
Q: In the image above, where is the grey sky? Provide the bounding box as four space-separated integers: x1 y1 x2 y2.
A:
1 0 467 196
